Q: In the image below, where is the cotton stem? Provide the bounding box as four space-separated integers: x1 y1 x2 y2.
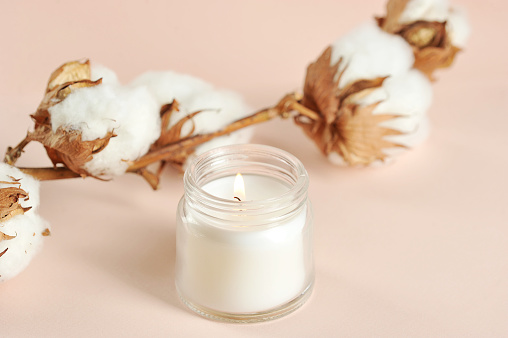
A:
7 93 320 184
4 135 32 166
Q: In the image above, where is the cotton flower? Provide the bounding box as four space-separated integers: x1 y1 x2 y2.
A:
0 163 49 282
377 0 471 79
297 23 432 166
48 82 161 177
131 71 253 168
330 22 415 88
25 61 253 183
293 0 468 166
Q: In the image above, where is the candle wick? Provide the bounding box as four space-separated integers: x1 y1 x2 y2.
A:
233 196 242 201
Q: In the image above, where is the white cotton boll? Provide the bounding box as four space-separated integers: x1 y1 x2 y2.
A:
399 0 450 24
446 6 471 48
50 85 121 141
180 89 251 133
132 71 253 166
361 69 433 119
49 84 161 176
330 23 415 88
131 71 213 106
371 119 430 164
385 115 431 148
0 163 48 282
177 89 254 165
327 152 348 166
362 69 432 148
91 64 120 85
0 213 48 282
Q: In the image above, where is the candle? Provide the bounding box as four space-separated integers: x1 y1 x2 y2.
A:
175 144 314 323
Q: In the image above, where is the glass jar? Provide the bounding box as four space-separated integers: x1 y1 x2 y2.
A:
175 144 314 323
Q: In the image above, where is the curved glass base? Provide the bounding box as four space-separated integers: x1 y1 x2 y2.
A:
177 282 314 323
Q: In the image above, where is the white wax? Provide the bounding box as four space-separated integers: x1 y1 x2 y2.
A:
201 174 289 200
177 175 308 314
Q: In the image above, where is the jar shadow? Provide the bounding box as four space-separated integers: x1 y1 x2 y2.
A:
83 218 184 310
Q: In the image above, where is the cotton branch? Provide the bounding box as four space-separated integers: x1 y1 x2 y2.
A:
4 93 320 189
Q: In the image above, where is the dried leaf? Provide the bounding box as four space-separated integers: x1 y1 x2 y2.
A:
47 60 91 91
135 168 160 190
337 77 388 104
28 126 115 177
298 51 405 165
135 99 206 187
296 103 405 165
0 184 31 223
42 228 51 237
412 42 460 80
151 100 202 150
302 46 341 124
401 21 447 48
334 103 405 165
379 0 410 33
0 232 16 242
377 3 461 80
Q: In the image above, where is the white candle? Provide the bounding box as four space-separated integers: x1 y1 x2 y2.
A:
175 144 313 322
178 175 307 313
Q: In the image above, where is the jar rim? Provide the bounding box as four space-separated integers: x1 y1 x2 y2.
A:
183 144 309 223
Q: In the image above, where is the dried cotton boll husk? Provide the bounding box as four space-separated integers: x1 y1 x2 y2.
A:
0 163 49 282
27 60 116 177
132 71 253 170
48 84 161 177
327 69 433 165
29 60 161 178
377 0 470 79
398 0 471 48
297 37 433 166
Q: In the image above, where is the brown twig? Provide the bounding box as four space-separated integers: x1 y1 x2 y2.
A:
127 106 281 172
5 93 320 183
127 93 312 172
4 135 31 166
18 167 80 180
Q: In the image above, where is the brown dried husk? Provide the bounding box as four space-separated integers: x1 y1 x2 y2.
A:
296 46 405 165
28 61 115 178
131 100 207 189
0 178 29 244
0 179 31 224
0 178 51 260
377 0 461 80
151 100 201 169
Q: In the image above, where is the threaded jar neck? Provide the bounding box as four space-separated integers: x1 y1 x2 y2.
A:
183 144 309 227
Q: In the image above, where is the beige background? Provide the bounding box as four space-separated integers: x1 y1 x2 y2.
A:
1 0 507 336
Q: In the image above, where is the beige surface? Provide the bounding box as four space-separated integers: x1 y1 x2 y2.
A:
1 0 507 337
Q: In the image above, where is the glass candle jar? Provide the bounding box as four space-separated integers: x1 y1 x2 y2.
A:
175 144 314 323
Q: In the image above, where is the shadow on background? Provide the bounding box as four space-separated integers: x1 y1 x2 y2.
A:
82 217 183 310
